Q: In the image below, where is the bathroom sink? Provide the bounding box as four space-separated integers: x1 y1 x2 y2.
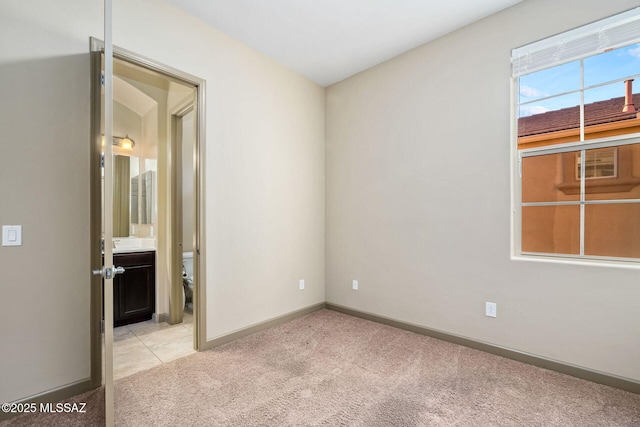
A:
112 237 156 253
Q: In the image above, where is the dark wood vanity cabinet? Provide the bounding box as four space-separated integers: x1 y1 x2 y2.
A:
112 251 155 327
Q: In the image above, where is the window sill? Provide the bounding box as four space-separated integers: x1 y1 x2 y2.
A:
511 254 640 270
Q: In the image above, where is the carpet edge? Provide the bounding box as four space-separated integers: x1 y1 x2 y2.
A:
201 302 326 350
325 302 640 395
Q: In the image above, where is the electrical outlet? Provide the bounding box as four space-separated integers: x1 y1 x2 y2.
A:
486 302 497 318
299 279 305 290
352 280 359 291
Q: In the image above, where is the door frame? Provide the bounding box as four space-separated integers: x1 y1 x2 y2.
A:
89 38 207 386
169 102 196 326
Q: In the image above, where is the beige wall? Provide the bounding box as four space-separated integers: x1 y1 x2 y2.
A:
325 0 640 382
0 0 325 404
4 0 637 408
109 1 326 338
0 1 100 404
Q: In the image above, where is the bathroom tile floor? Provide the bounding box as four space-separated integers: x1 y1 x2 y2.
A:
111 311 195 380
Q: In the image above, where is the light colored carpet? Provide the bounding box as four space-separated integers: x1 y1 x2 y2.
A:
3 309 640 426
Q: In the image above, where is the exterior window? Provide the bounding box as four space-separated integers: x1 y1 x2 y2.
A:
576 148 617 180
513 9 640 261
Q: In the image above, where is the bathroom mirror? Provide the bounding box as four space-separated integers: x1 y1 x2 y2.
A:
112 154 157 237
113 155 131 237
130 170 155 225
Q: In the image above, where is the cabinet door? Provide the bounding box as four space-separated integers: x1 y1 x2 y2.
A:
114 252 155 326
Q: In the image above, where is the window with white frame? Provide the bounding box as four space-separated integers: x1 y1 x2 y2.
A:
513 8 640 261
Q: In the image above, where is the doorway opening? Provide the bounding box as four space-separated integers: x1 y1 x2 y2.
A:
90 39 206 384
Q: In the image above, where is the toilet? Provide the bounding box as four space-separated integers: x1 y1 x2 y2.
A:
182 252 194 311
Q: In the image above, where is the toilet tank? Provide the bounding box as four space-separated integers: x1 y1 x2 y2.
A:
183 252 194 279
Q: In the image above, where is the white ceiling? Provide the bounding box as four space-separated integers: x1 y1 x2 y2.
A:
166 0 522 87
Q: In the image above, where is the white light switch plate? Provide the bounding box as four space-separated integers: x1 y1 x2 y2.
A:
486 302 497 318
2 225 22 246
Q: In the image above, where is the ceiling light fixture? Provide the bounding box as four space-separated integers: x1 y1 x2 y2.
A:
102 134 136 150
116 135 135 150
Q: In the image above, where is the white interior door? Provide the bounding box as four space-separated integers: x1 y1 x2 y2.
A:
102 1 115 425
89 5 115 425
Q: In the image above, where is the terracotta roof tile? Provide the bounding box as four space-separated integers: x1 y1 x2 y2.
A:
518 93 640 137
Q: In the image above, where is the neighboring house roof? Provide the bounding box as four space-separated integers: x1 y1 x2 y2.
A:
518 93 640 137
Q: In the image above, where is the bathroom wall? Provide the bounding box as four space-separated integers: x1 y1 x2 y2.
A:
114 103 141 142
0 0 325 405
113 101 142 157
181 110 195 254
140 104 159 237
325 0 640 382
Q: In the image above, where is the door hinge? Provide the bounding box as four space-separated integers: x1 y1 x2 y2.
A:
101 239 105 252
101 319 105 333
100 72 105 87
100 153 105 168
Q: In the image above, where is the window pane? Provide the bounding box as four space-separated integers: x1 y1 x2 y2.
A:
518 93 581 148
579 147 616 179
522 153 580 202
585 203 640 258
519 61 580 103
584 43 640 87
584 82 640 141
585 143 640 200
522 205 580 255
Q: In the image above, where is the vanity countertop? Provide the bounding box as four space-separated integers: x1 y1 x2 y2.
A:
111 237 156 254
113 247 156 254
